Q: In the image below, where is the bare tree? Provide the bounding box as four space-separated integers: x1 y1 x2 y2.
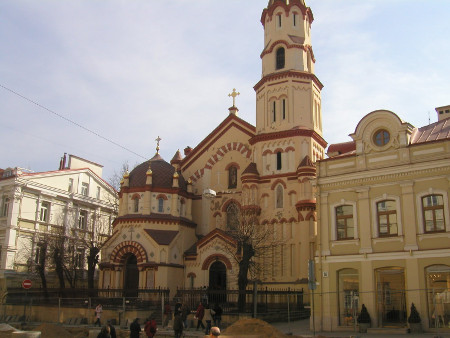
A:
223 205 279 312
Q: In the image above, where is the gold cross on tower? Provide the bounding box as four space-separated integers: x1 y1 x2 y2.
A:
155 136 162 154
228 88 240 107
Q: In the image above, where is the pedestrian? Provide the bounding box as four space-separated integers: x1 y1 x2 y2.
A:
173 313 184 338
204 304 215 335
96 325 111 338
210 326 221 337
195 302 205 330
174 299 182 316
130 317 141 338
213 303 222 328
181 302 190 329
107 320 116 338
144 316 157 338
94 303 103 327
163 302 172 327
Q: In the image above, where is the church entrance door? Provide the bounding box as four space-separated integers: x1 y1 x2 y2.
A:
209 261 226 304
124 254 139 297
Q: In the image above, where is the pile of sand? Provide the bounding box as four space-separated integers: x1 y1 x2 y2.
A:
223 318 301 338
35 323 72 337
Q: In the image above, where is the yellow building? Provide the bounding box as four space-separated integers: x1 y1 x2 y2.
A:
315 110 450 331
99 0 323 297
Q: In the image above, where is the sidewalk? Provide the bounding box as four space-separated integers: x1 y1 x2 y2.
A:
272 319 450 338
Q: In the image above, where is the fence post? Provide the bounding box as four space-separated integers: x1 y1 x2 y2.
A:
287 287 291 334
58 298 61 324
253 281 257 318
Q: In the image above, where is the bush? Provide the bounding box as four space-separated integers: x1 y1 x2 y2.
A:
357 304 371 323
408 303 421 323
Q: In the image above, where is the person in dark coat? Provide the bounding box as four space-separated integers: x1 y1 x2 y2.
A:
97 325 111 338
107 320 117 338
195 302 205 330
213 303 223 328
173 313 184 338
130 317 141 338
181 303 190 329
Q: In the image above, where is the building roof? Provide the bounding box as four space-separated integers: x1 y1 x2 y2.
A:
128 156 187 190
242 162 259 176
411 117 450 144
144 229 178 245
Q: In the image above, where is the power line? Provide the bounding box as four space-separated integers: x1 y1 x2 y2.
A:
0 83 147 160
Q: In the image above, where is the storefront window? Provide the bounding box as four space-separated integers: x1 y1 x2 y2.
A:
338 268 359 326
426 265 450 328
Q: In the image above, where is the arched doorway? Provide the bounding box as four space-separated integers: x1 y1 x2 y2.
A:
124 254 139 297
209 261 226 304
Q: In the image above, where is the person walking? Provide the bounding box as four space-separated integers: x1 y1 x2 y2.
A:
181 302 190 329
173 313 184 338
213 303 222 328
144 317 157 338
195 302 205 330
204 304 215 335
163 302 172 328
130 318 141 338
94 304 103 327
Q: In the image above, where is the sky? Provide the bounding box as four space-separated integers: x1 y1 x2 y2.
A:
1 0 449 184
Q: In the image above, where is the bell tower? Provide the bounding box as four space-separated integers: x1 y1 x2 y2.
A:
252 0 326 167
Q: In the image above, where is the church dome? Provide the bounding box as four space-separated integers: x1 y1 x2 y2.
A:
128 155 187 191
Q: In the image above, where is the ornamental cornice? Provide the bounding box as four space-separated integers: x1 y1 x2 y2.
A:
319 165 450 190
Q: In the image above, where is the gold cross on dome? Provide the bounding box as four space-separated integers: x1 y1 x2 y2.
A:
155 136 162 154
228 88 240 107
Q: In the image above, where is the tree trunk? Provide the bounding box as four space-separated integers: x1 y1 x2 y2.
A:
237 242 255 312
37 244 49 299
87 246 99 296
53 247 65 289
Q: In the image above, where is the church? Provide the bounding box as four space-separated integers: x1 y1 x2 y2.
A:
98 0 323 296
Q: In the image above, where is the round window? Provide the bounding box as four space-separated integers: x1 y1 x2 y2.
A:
373 129 390 146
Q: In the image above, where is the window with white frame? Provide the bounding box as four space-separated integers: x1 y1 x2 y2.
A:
376 200 398 236
422 194 445 233
81 182 89 196
39 202 50 222
68 178 74 192
75 248 84 268
1 197 10 217
336 205 354 240
96 186 101 199
78 210 87 229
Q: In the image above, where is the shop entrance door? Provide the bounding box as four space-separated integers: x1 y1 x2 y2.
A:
376 267 406 327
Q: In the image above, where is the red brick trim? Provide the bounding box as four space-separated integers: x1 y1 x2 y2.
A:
271 179 287 190
110 241 148 264
202 254 232 270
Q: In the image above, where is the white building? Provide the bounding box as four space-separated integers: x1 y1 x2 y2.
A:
0 154 117 288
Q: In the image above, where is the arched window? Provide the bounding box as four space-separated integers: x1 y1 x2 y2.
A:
276 47 285 70
158 198 164 213
134 198 139 213
228 166 237 189
226 203 240 231
338 269 359 326
276 185 283 208
276 152 282 170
